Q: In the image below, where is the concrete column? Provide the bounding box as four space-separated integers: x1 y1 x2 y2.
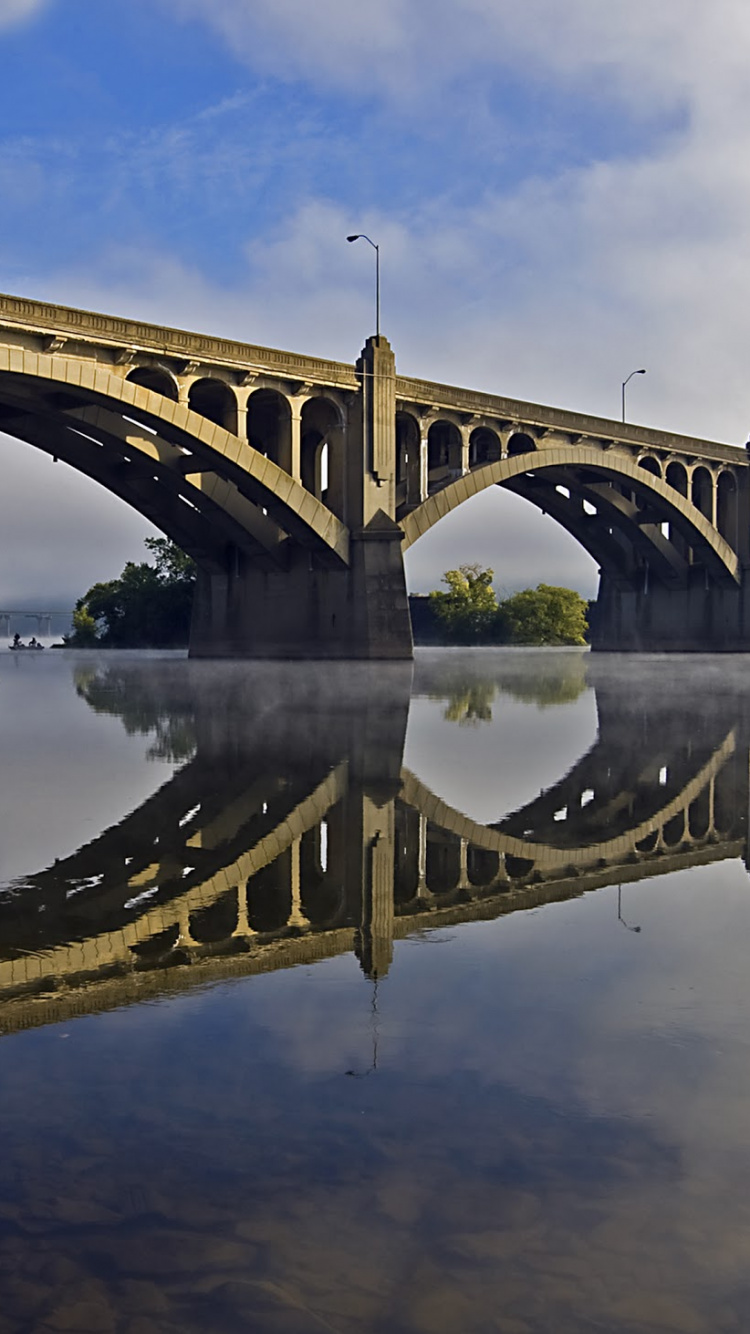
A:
176 905 197 948
234 393 248 443
709 472 717 526
289 404 302 483
460 426 471 477
416 812 430 897
419 419 430 503
288 838 310 930
458 837 469 889
234 884 252 938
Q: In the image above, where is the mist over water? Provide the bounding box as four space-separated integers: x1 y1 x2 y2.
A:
1 647 749 1333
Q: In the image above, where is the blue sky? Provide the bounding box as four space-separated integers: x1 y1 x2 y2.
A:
2 0 750 605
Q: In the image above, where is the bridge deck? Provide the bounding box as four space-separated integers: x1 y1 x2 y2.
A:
0 291 743 467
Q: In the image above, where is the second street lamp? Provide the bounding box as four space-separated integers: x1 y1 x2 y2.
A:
347 234 380 340
622 368 646 423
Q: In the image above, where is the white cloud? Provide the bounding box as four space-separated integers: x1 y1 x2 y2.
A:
0 0 48 30
163 0 750 121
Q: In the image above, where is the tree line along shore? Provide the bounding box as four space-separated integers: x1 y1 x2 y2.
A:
65 546 589 649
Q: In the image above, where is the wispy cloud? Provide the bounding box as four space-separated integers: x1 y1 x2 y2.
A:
0 0 48 30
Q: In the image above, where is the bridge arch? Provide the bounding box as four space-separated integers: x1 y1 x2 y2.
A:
0 352 349 569
399 447 740 587
400 725 735 873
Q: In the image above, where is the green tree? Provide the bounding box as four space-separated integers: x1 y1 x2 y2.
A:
70 605 98 646
67 539 196 648
499 584 588 646
429 563 500 643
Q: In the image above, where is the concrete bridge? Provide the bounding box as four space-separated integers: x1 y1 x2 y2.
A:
1 293 748 655
0 658 747 1035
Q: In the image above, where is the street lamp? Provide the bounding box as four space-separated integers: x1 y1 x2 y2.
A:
347 234 380 340
621 368 646 423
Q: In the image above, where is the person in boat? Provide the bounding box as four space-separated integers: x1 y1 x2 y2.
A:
28 636 38 648
12 633 21 648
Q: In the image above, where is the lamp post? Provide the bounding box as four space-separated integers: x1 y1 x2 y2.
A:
347 234 380 340
621 368 646 423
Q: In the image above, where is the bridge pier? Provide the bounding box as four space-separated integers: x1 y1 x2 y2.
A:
189 521 412 659
591 568 750 652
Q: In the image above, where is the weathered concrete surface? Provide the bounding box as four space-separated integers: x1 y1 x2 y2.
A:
590 567 750 651
189 517 413 660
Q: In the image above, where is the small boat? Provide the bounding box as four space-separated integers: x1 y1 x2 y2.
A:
9 641 44 652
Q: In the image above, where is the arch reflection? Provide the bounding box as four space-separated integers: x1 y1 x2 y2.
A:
0 656 747 1035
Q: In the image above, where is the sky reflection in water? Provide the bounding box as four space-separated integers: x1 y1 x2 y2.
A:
0 648 749 1333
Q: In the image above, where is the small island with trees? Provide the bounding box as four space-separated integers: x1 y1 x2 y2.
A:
420 563 588 646
65 544 588 649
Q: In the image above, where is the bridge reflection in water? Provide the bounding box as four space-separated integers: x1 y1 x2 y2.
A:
1 653 747 1036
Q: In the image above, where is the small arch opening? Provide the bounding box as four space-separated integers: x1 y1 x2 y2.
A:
688 789 710 840
691 466 713 521
505 854 535 880
427 420 462 494
717 470 738 548
393 803 421 904
301 397 340 507
665 461 689 556
247 388 292 472
188 378 238 433
666 461 688 497
247 855 293 934
469 427 501 467
300 825 345 926
126 367 179 401
396 411 422 510
467 845 500 887
635 830 659 853
638 455 661 478
425 823 461 894
662 812 686 848
713 766 736 836
189 890 239 943
507 433 536 457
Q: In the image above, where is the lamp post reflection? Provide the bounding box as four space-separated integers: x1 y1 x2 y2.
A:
617 883 642 933
346 979 380 1078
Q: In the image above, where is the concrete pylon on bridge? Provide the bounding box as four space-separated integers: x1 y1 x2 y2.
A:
190 335 413 660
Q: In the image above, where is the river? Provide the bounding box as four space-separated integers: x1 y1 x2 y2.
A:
0 647 749 1333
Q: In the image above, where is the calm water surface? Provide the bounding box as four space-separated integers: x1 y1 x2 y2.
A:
1 647 750 1333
